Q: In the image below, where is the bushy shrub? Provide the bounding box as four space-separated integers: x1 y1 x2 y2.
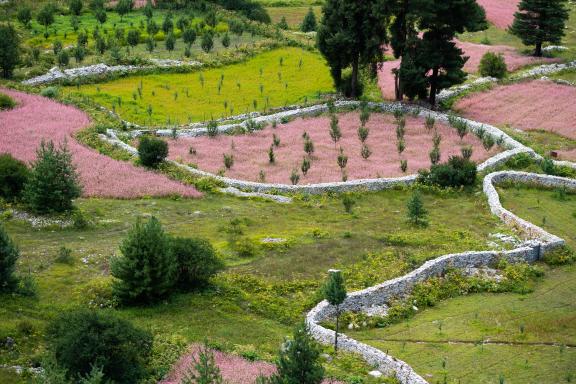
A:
23 140 82 214
505 152 532 169
111 216 177 304
0 93 16 110
0 153 29 200
479 52 507 79
55 246 74 265
170 236 224 290
342 193 355 213
234 237 259 258
46 309 152 383
542 246 575 265
418 156 477 188
40 86 59 99
540 157 558 175
0 223 19 292
138 136 168 168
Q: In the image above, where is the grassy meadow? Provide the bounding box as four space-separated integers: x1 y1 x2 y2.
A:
69 47 334 125
0 188 510 381
350 186 576 384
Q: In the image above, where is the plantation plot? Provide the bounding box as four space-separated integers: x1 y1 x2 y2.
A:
0 89 200 198
165 111 499 184
455 80 576 160
72 48 333 125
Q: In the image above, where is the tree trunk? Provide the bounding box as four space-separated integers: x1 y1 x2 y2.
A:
394 68 401 101
351 55 359 99
535 41 543 57
429 66 439 107
334 305 340 354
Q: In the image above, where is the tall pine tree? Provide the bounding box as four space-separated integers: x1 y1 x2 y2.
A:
510 0 569 57
391 0 487 105
317 0 389 97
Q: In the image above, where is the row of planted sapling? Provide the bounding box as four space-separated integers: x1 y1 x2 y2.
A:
150 102 502 185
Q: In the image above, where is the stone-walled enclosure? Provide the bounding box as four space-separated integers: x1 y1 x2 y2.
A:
305 171 576 384
103 101 547 194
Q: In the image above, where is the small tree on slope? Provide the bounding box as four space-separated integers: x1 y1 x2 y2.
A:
111 216 177 304
265 322 324 384
24 140 81 214
510 0 569 57
323 269 346 354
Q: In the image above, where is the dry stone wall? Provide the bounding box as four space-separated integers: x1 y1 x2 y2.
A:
306 170 575 384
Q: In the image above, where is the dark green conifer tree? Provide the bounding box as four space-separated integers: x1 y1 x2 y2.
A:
510 0 569 57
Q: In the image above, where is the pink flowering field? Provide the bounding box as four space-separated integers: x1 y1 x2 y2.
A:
160 345 343 384
0 89 200 199
165 112 498 184
378 41 555 100
455 80 576 140
476 0 520 29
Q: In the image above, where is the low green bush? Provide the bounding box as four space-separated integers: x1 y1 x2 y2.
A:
40 86 59 99
170 236 225 290
0 93 16 110
542 246 575 265
418 156 477 188
46 309 153 383
0 153 29 201
138 136 168 168
479 52 507 79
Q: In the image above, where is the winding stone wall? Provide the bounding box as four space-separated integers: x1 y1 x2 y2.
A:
305 171 574 383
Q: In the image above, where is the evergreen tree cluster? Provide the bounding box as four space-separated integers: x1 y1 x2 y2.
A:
111 216 224 304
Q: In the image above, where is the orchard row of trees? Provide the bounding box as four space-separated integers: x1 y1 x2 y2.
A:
317 0 570 105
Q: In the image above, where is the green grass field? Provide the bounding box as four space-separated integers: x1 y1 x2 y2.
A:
69 47 334 125
352 186 576 384
0 188 509 381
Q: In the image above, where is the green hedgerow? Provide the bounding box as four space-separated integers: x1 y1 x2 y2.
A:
46 309 153 383
23 140 81 214
138 136 168 168
0 153 29 200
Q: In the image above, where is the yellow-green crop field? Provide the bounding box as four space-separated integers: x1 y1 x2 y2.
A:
70 47 334 125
